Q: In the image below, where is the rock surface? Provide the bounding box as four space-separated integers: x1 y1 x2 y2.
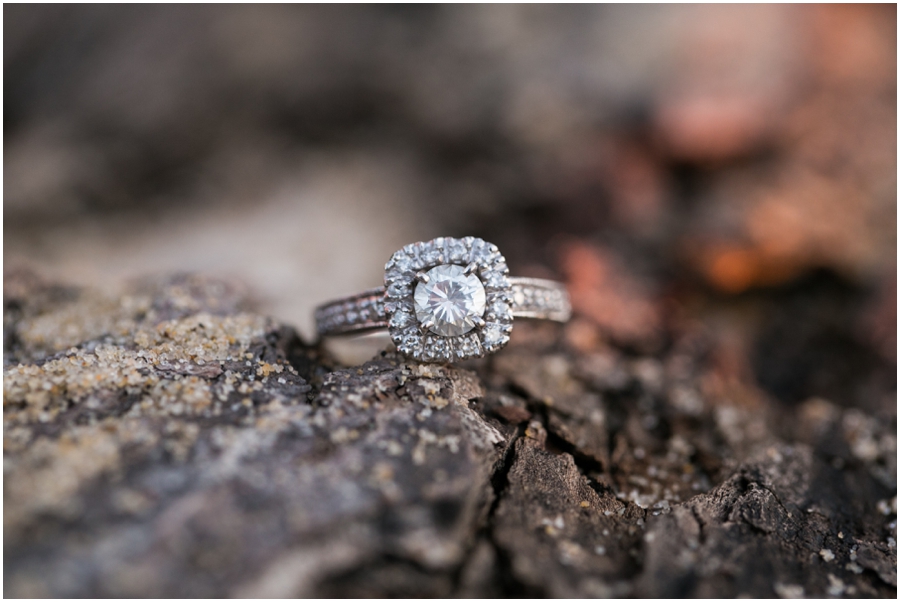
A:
4 271 896 597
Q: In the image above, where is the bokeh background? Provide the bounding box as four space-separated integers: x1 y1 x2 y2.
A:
4 5 896 414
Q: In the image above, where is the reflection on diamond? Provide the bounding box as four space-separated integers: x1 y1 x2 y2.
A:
414 265 486 337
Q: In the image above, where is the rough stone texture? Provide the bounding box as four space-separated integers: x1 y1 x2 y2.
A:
4 6 895 598
4 271 896 597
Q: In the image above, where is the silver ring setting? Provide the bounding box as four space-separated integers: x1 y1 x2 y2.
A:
315 236 571 363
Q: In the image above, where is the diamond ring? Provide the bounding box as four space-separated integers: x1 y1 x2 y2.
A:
314 237 571 363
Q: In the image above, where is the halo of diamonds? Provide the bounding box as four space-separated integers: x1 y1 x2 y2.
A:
383 236 513 362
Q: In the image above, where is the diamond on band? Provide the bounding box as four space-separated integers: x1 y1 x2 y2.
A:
314 236 571 363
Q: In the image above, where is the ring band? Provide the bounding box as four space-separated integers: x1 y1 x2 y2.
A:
315 277 570 336
314 237 571 362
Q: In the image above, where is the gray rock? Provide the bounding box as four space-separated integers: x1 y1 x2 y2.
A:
3 272 896 597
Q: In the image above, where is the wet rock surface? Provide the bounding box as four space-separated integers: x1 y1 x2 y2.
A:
4 272 895 597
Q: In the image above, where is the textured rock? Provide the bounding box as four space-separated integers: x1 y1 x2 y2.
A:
4 271 896 597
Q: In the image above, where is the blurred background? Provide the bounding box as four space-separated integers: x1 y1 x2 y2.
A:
4 5 896 413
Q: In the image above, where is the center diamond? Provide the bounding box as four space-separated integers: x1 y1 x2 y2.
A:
414 265 486 337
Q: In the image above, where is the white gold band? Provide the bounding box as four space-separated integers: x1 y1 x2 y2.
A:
315 276 570 338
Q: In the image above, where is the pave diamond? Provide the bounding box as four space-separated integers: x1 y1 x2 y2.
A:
414 265 486 337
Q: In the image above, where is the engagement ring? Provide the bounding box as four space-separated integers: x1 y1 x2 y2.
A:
315 237 571 362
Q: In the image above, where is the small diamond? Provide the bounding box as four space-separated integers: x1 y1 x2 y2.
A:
446 238 469 262
483 325 503 345
390 309 413 328
423 336 451 361
414 265 486 337
483 271 509 289
390 253 414 272
513 287 526 306
387 281 409 298
482 322 510 350
386 265 412 283
415 240 441 265
488 300 510 318
468 238 488 264
455 334 482 359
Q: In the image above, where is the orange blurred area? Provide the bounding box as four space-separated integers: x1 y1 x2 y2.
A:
560 241 662 349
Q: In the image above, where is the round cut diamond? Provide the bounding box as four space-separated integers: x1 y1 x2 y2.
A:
414 265 486 337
